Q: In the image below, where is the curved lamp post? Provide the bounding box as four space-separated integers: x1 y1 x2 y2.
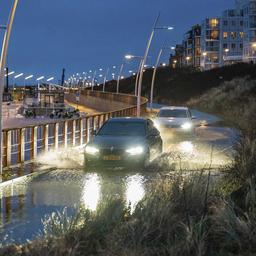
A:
136 13 173 116
103 67 109 92
91 71 97 91
150 46 174 111
116 63 124 94
125 55 144 96
0 0 19 175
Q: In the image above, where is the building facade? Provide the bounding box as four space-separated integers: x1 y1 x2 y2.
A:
200 18 221 70
182 25 201 69
169 0 256 71
219 8 244 66
239 0 256 62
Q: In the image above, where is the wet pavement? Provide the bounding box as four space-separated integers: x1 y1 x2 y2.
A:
0 108 239 246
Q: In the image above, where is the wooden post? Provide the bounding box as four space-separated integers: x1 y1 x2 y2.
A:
43 125 49 152
18 128 25 163
54 123 59 150
6 130 12 167
72 119 76 146
97 115 101 129
63 121 68 148
31 126 38 159
79 119 84 145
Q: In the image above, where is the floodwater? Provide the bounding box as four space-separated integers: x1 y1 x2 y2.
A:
0 109 238 245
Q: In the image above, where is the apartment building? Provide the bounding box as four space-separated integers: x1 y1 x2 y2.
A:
182 25 201 69
200 18 221 70
239 0 256 62
220 8 244 66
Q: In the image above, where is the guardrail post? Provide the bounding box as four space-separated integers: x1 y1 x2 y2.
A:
54 123 59 150
43 125 49 152
31 126 38 159
97 115 101 129
64 121 68 148
79 119 84 145
6 130 11 167
18 128 25 163
72 119 76 146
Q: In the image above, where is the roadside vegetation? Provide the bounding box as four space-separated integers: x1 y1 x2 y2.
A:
1 65 256 255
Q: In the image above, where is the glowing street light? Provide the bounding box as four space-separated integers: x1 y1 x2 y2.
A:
4 70 15 77
137 13 174 116
46 77 54 82
14 72 23 79
25 74 33 80
36 76 44 81
125 54 144 96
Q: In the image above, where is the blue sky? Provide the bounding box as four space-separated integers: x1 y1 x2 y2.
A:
0 0 234 84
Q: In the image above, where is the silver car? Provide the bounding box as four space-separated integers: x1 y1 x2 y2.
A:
154 106 196 136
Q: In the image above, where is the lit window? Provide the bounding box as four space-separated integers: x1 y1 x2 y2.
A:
231 32 237 39
240 32 244 38
209 19 219 28
223 32 228 39
211 30 219 39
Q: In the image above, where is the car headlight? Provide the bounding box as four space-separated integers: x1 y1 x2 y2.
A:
126 146 144 155
85 145 99 155
181 122 193 130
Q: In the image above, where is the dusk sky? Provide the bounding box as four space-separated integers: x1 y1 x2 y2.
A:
0 0 234 84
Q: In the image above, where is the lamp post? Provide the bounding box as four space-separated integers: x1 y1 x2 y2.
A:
202 52 207 70
136 13 174 116
116 63 124 94
150 46 174 111
224 48 229 65
91 71 97 91
0 0 19 176
125 55 144 96
103 67 109 92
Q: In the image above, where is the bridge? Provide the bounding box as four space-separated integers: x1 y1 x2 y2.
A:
1 90 148 170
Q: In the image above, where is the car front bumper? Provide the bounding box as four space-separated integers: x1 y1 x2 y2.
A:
84 153 147 168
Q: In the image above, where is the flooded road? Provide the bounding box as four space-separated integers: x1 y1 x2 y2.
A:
0 108 238 245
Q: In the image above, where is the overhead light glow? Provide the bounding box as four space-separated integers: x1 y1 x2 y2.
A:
36 76 44 81
14 73 23 79
25 75 33 80
47 77 54 82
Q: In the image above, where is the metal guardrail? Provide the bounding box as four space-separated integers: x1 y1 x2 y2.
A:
2 91 148 168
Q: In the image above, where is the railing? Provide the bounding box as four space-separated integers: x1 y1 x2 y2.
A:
2 91 148 168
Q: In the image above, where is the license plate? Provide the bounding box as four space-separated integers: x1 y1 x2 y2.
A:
103 155 121 161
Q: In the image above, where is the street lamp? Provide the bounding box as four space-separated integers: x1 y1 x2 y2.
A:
150 46 174 111
47 77 54 82
91 71 97 91
0 0 19 175
103 67 109 92
224 48 229 65
137 13 174 116
125 54 144 96
116 63 124 94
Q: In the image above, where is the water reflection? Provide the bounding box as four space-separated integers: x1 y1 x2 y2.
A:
81 173 101 211
0 169 148 244
125 174 145 212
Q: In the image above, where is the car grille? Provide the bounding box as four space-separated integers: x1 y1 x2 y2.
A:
162 124 181 128
100 148 124 156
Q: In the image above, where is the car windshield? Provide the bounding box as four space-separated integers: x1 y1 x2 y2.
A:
158 109 188 118
98 121 146 136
